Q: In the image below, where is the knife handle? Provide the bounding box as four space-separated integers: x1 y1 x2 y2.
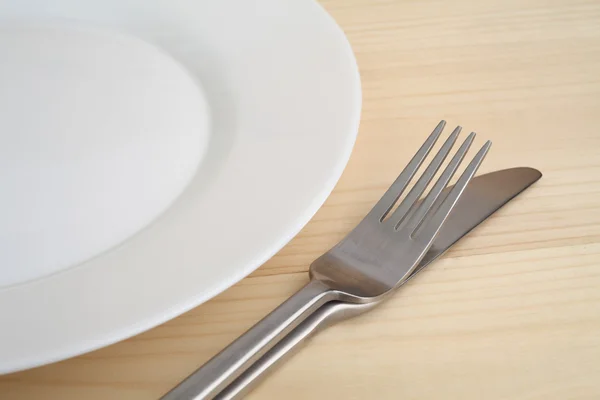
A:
215 301 375 400
161 279 341 400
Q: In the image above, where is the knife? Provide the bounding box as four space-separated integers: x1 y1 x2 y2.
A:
214 167 542 399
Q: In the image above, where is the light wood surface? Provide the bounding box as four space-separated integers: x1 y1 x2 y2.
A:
4 0 600 398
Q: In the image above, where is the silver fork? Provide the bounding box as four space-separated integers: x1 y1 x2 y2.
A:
162 121 492 400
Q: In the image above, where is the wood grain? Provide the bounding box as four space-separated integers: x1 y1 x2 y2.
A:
3 0 600 398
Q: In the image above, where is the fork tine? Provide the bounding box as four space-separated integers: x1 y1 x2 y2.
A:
412 140 492 239
366 120 446 222
389 126 461 228
402 131 475 231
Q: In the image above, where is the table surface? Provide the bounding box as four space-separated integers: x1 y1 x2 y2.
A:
3 0 600 398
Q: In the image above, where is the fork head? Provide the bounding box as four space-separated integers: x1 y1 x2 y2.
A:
310 121 491 301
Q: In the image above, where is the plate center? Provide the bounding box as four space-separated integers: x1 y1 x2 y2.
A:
0 22 210 287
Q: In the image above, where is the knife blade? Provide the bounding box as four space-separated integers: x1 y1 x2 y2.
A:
215 167 542 400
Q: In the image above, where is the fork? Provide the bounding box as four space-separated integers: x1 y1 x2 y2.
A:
162 121 491 400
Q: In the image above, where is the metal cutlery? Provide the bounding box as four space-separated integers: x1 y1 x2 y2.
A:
163 121 492 399
216 167 542 399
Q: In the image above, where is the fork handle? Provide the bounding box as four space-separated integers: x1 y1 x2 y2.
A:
214 301 374 399
161 279 340 400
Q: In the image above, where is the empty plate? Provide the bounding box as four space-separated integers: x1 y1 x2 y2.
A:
0 0 361 373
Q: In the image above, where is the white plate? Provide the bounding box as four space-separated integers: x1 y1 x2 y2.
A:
0 0 360 373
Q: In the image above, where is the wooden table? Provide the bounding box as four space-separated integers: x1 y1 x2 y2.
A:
4 0 600 398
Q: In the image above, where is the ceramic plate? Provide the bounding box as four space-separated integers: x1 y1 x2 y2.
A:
0 0 360 373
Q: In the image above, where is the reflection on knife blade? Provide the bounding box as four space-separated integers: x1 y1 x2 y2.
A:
216 167 542 400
